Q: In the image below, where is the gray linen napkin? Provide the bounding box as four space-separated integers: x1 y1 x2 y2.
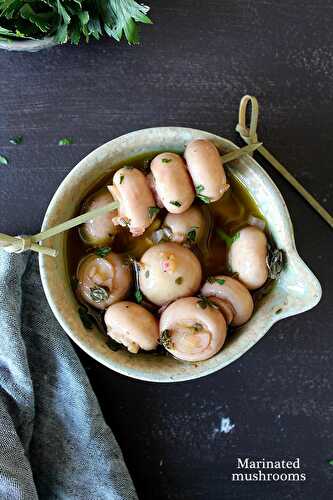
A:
0 251 138 500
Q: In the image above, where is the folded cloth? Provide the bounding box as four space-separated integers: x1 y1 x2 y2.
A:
0 251 138 500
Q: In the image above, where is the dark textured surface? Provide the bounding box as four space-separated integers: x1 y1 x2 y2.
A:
0 1 332 499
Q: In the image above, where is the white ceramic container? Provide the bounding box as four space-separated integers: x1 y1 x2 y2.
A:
39 127 322 382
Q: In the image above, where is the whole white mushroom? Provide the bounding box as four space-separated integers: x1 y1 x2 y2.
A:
200 275 254 326
79 188 118 246
76 251 131 310
160 297 227 361
227 226 268 290
163 206 205 244
139 242 202 306
104 301 159 353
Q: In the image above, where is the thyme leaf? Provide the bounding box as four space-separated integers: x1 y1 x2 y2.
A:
95 247 112 257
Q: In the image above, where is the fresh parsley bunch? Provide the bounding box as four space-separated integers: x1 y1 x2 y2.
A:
0 0 152 45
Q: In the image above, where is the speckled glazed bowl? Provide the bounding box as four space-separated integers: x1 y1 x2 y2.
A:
39 127 322 382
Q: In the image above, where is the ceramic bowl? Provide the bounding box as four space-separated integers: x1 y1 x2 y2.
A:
39 127 322 382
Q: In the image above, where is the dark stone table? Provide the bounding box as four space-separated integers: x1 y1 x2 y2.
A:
0 1 332 498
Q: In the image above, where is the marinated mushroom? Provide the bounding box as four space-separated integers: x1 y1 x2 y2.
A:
104 301 159 353
108 167 157 237
184 139 229 203
150 152 195 213
160 297 227 361
76 252 131 310
163 206 205 244
79 188 118 246
228 226 268 290
139 242 202 306
201 275 254 326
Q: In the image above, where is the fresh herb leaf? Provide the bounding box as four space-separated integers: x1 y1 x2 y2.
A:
160 329 172 348
207 277 225 286
0 1 152 46
187 226 198 242
95 247 112 257
0 155 8 165
217 228 240 247
10 135 23 145
195 185 211 204
162 158 172 163
175 276 183 285
148 206 160 218
170 200 182 207
58 137 73 146
106 337 121 352
90 286 109 303
197 296 218 310
78 306 95 330
135 288 143 303
192 322 203 332
328 459 333 465
120 174 125 184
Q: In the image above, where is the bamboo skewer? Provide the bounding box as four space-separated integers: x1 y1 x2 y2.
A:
236 95 333 229
0 144 261 257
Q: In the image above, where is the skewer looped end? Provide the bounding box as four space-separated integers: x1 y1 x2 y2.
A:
236 95 259 150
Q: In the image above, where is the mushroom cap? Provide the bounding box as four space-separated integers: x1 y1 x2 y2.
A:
184 139 229 202
228 226 268 290
150 152 195 213
163 205 205 244
160 297 227 361
79 189 118 245
200 275 254 326
76 252 131 310
108 167 157 237
139 242 202 306
104 301 159 353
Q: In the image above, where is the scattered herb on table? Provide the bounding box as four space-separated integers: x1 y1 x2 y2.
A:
10 135 23 145
58 137 73 146
0 154 8 165
195 185 211 204
148 206 160 218
95 247 112 257
0 1 152 46
328 459 333 465
170 200 182 207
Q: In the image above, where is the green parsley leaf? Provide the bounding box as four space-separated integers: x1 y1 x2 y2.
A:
217 228 240 247
0 155 8 165
170 200 182 207
10 136 23 145
175 276 183 285
328 459 333 465
187 226 198 242
162 158 172 163
148 206 160 218
135 289 143 303
195 185 211 204
58 137 73 146
207 277 225 286
197 296 218 310
120 174 125 184
95 247 112 257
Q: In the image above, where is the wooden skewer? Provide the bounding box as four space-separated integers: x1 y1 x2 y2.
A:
221 142 262 163
236 95 333 229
